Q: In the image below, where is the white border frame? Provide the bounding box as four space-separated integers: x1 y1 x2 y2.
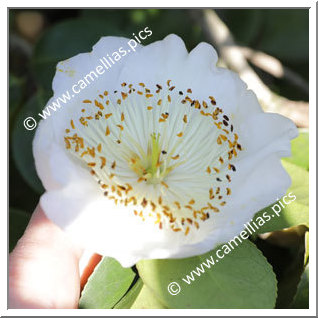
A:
2 1 316 316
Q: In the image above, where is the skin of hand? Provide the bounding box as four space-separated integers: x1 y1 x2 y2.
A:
9 205 84 309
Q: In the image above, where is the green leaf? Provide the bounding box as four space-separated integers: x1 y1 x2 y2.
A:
79 257 135 309
283 131 309 171
113 279 143 309
9 207 30 252
253 161 308 234
291 265 309 309
130 284 167 309
12 91 50 194
31 18 122 91
137 240 277 309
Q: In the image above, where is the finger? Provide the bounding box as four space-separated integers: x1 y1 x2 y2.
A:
9 204 83 309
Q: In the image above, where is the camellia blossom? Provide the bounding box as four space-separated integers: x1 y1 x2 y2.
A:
33 34 298 267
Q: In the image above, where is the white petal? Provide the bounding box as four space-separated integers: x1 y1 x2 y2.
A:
238 112 298 159
52 36 142 96
43 37 142 143
33 34 298 267
117 35 261 119
163 153 292 260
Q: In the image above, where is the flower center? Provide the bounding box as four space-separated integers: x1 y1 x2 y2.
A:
64 80 243 236
129 132 183 185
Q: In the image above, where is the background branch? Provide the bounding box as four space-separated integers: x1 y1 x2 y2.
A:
190 9 309 128
238 47 309 95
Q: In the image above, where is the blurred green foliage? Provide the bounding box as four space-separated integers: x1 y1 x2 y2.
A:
220 9 309 62
9 9 309 309
9 208 30 252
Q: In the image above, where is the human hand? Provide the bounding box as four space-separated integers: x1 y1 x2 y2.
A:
9 205 86 309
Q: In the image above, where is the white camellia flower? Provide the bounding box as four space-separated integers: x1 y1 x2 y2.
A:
33 34 298 267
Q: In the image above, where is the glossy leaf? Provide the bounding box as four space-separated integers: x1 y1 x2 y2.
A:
79 257 135 309
113 279 143 309
130 284 167 309
137 240 277 309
